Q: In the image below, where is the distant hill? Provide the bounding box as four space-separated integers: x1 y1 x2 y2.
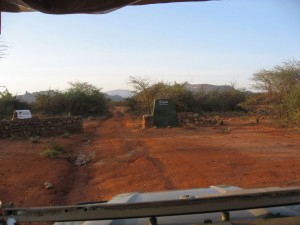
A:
18 90 128 103
185 84 234 93
18 91 54 103
104 89 134 98
18 85 243 103
104 94 124 101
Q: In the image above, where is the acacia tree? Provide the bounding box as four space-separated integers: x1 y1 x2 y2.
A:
33 90 67 115
128 76 154 114
65 82 107 116
128 77 195 113
252 60 300 93
251 59 300 126
155 82 194 111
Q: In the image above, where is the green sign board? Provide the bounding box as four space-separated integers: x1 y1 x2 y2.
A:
153 99 178 127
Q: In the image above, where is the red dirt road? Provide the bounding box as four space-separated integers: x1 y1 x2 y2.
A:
0 107 300 207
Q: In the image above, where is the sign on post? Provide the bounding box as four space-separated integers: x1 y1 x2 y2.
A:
14 110 32 119
152 99 178 127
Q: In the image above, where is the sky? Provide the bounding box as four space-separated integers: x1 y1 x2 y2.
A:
0 0 300 95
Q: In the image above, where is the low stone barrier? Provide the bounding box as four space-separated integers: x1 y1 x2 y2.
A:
0 116 83 138
177 112 223 127
142 114 153 128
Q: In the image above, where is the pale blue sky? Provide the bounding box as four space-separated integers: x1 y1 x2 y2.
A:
0 0 300 94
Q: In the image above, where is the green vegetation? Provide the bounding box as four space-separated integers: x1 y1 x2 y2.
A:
0 89 30 119
128 76 247 114
248 59 300 127
40 142 66 158
127 60 299 127
33 82 108 116
1 60 299 128
0 82 108 119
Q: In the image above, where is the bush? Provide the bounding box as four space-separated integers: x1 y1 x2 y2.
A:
32 82 108 117
277 84 300 126
249 60 300 127
40 142 65 158
0 89 30 119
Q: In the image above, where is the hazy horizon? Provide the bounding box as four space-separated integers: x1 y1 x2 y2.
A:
13 82 242 96
1 0 299 95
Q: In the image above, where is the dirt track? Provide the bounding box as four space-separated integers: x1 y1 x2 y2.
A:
0 107 300 207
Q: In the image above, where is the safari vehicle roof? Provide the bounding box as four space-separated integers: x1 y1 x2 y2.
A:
1 0 211 14
2 186 300 225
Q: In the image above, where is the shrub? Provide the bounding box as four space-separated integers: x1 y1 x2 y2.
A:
250 59 300 127
40 142 65 158
29 136 40 143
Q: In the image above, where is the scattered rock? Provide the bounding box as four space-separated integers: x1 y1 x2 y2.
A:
74 152 95 166
44 181 53 189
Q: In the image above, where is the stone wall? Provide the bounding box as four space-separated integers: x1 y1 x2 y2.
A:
0 116 83 138
177 112 223 127
142 114 153 128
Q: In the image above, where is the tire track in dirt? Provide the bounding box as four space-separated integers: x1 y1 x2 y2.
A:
51 109 300 203
83 108 178 200
142 151 176 190
82 109 300 202
142 137 211 189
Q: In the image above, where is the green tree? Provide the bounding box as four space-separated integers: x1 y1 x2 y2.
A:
128 76 248 114
128 77 195 113
0 89 29 119
278 84 300 126
128 76 154 114
156 82 194 112
252 60 300 93
32 82 108 117
239 93 272 115
65 82 107 116
250 59 300 126
33 90 56 113
191 86 207 112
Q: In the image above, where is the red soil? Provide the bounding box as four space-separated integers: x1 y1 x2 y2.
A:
0 107 299 207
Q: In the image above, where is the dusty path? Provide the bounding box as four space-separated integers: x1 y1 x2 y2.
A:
0 107 300 207
78 107 300 202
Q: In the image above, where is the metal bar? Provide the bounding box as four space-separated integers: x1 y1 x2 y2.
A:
0 6 2 35
1 187 300 223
